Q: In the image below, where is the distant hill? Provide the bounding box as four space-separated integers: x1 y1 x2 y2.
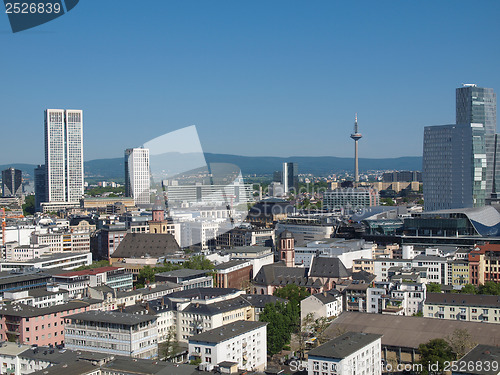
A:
1 154 422 181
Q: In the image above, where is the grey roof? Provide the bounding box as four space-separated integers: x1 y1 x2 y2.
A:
29 360 97 375
181 295 252 315
214 259 250 271
168 287 240 300
253 263 315 287
20 348 109 365
155 269 209 278
0 300 98 318
313 290 342 304
112 233 180 258
308 332 382 359
351 270 376 283
425 292 500 308
28 287 68 298
189 320 267 344
230 246 272 254
0 271 52 287
103 356 198 375
455 345 500 375
68 310 156 325
325 312 500 350
241 294 286 308
309 257 350 279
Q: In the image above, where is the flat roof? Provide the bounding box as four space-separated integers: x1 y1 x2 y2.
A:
68 310 156 325
308 332 382 359
189 320 267 344
325 312 500 350
455 345 500 375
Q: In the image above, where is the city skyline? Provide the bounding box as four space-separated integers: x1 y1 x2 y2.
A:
1 1 500 164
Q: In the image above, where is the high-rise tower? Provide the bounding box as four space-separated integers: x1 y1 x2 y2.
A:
125 148 150 205
350 113 362 183
44 109 83 203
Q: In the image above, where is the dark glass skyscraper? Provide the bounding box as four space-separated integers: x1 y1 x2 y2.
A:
456 85 498 198
1 167 22 197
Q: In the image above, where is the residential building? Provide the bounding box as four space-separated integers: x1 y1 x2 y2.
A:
124 148 150 205
469 243 500 285
3 285 68 308
423 292 500 323
31 229 91 253
307 332 382 375
300 290 343 322
44 109 84 203
188 320 267 371
53 266 133 298
240 294 286 321
323 187 380 211
0 300 95 346
2 167 22 197
65 310 158 358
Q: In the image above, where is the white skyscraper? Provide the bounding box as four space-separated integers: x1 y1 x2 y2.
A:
125 148 151 205
44 109 84 203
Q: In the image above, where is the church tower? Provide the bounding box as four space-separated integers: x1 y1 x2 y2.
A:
279 230 295 268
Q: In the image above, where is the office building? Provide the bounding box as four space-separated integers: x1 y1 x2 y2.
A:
323 187 380 211
65 310 158 359
2 168 22 197
423 85 497 211
44 109 84 203
282 162 298 194
124 148 150 205
423 123 487 211
34 164 46 212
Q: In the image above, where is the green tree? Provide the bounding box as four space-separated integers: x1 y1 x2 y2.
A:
274 284 310 307
22 195 35 216
183 255 214 270
418 338 455 375
259 302 292 355
74 260 110 271
161 326 180 359
136 265 156 288
412 311 424 317
460 284 477 294
380 198 395 206
426 283 441 293
478 281 500 295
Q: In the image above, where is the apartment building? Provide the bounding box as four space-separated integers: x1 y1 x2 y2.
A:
423 293 500 323
307 332 382 375
188 320 267 372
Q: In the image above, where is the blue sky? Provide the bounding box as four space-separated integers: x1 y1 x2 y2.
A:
1 0 499 164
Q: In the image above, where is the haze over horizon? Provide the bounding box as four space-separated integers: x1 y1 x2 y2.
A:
1 1 499 164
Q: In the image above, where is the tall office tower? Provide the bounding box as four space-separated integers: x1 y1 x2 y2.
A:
456 84 498 198
34 165 46 212
350 113 362 184
282 162 298 194
2 168 22 197
423 123 487 211
44 109 84 203
125 148 150 205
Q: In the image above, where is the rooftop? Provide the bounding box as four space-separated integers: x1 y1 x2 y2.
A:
325 312 500 350
55 266 122 277
68 310 156 325
425 292 500 308
189 320 267 344
308 332 382 359
455 344 500 375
